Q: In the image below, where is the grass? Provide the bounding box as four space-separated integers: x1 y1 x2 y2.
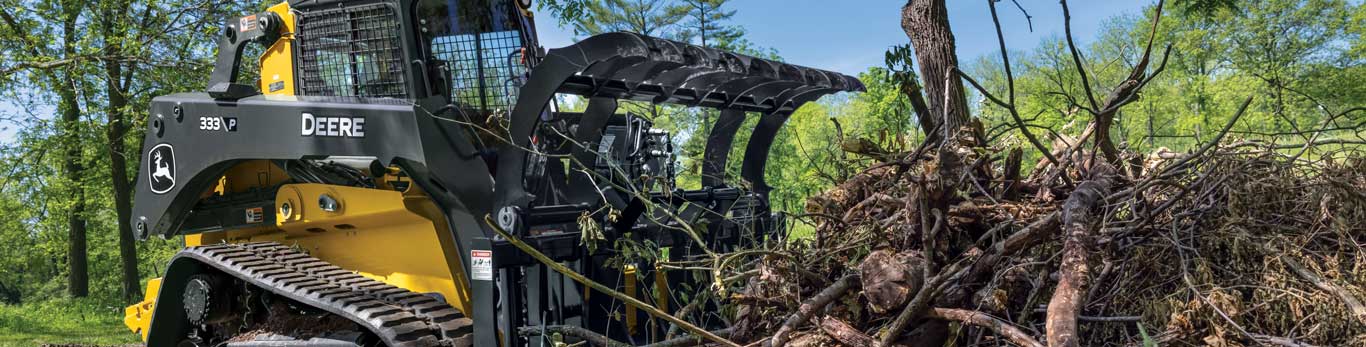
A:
0 298 140 347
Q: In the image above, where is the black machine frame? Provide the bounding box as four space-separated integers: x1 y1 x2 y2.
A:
132 0 863 345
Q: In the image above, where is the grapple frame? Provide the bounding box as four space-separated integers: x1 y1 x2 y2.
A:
475 32 863 346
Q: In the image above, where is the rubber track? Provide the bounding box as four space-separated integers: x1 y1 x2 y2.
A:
177 242 473 347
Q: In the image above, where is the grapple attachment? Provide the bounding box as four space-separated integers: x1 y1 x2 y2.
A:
493 32 864 242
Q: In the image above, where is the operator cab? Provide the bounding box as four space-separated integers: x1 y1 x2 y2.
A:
293 0 536 117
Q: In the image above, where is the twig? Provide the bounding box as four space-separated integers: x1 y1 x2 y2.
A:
768 273 860 347
1060 0 1100 114
1249 333 1321 347
926 308 1043 347
642 328 735 347
955 67 1057 166
1154 96 1254 179
665 290 712 339
1274 249 1366 325
877 212 1063 347
983 0 1058 167
518 325 630 347
1008 0 1034 32
486 216 742 347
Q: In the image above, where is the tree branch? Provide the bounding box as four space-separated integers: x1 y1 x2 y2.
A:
927 308 1043 347
769 273 860 347
1045 165 1115 347
1059 0 1100 113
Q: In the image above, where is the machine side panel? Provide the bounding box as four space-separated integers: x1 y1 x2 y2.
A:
132 93 434 239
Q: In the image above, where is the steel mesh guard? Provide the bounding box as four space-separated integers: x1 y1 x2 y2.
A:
297 4 408 98
430 30 527 113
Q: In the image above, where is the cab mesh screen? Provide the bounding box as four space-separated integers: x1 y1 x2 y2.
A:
430 30 526 113
297 4 408 98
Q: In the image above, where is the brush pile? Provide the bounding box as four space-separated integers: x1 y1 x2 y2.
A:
724 129 1366 346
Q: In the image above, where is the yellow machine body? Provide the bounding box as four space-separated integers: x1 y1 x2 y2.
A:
124 278 161 341
126 160 473 338
258 2 295 96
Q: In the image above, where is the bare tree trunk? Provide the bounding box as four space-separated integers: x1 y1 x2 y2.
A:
60 83 88 298
895 3 972 344
900 0 970 144
101 0 143 304
57 9 88 298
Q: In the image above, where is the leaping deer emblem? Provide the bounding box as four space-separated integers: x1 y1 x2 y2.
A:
152 150 172 182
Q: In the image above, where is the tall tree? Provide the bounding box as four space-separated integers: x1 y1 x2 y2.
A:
93 0 246 302
1221 0 1350 126
900 0 970 144
2 0 239 301
571 0 689 37
3 0 107 299
675 0 742 48
98 0 141 303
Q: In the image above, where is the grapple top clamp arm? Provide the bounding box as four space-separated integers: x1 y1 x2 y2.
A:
206 11 283 100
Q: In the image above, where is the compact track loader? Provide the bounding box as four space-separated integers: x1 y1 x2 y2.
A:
123 0 862 345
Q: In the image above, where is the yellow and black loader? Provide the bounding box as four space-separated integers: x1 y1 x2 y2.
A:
123 0 862 345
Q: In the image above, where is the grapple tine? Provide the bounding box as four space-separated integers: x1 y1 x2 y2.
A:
495 31 865 226
740 88 846 197
567 97 620 206
701 109 747 188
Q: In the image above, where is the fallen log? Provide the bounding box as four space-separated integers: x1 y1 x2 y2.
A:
1045 165 1114 347
859 249 925 313
818 316 876 347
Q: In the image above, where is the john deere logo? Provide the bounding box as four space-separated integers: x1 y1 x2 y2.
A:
301 113 365 138
148 143 175 194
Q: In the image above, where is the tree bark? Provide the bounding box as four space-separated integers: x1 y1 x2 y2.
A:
1045 165 1114 347
62 95 88 298
104 34 141 305
926 308 1043 347
56 8 88 298
901 0 970 144
817 316 876 347
770 274 859 347
100 0 142 304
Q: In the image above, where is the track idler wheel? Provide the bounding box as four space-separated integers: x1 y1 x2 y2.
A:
183 273 234 326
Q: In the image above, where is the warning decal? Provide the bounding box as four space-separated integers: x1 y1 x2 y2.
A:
471 250 493 281
239 15 258 32
245 207 264 223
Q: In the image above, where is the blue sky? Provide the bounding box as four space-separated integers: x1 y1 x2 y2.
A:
534 0 1152 76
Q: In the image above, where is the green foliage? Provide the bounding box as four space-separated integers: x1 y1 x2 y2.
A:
1171 0 1238 18
764 69 920 214
964 0 1364 170
570 0 689 37
0 297 141 346
0 0 251 304
537 0 590 25
1136 322 1157 347
674 0 743 48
